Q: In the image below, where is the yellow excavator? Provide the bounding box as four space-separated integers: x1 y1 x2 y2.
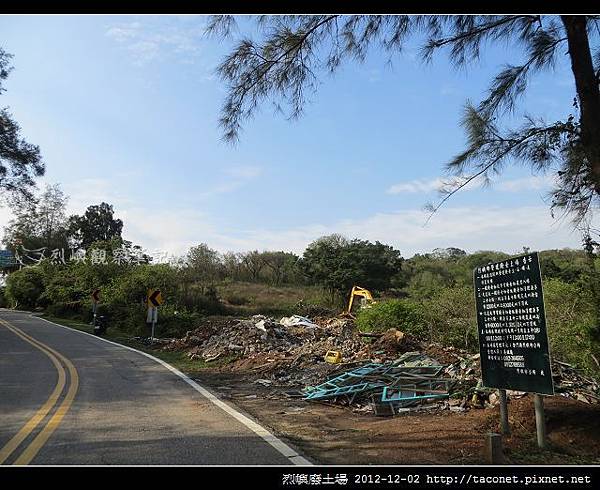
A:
345 286 376 315
323 287 376 362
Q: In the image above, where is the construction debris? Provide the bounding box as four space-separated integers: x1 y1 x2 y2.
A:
552 360 600 404
304 352 453 415
158 313 600 415
279 315 320 329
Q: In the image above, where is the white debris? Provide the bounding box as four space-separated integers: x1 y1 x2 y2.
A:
280 315 320 329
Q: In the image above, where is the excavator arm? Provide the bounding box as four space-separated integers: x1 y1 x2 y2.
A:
346 286 375 314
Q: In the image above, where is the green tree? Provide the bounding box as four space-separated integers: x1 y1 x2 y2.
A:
0 48 44 201
210 15 600 223
5 266 45 308
261 250 299 285
240 250 266 282
2 183 70 254
222 251 243 280
84 236 151 265
581 234 600 340
184 243 223 286
397 252 456 297
431 247 467 260
301 234 403 300
68 202 123 249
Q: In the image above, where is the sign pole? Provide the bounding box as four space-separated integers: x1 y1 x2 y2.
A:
534 393 547 449
147 289 163 344
151 307 156 344
499 389 510 435
91 289 100 328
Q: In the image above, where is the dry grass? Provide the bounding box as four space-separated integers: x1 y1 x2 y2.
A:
216 281 336 316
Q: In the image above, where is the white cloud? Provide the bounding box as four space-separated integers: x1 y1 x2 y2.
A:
209 205 583 258
387 174 555 195
0 189 587 259
113 204 587 259
105 18 208 66
62 178 135 215
496 175 555 192
118 206 215 256
387 177 467 194
0 205 14 231
105 22 142 42
0 176 585 260
196 165 263 199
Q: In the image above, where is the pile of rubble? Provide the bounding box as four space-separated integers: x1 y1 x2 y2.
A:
552 360 600 404
184 315 366 387
158 313 600 414
187 315 307 362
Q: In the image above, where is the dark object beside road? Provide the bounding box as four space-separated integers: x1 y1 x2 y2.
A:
93 315 108 336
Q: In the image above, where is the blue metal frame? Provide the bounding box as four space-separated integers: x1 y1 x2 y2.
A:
303 361 452 406
381 386 449 403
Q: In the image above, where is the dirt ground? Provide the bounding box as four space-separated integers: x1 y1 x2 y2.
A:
194 370 600 465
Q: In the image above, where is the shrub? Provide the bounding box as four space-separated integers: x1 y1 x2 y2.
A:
45 301 84 319
5 267 45 308
224 293 250 306
421 286 478 351
152 305 200 337
105 264 179 306
101 303 146 335
178 286 225 315
542 278 599 375
356 299 427 336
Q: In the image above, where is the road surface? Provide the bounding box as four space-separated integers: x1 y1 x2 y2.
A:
0 309 309 465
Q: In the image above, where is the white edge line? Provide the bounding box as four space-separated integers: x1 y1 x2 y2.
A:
19 312 313 466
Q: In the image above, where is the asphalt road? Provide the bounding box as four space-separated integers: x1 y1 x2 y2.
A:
0 309 308 465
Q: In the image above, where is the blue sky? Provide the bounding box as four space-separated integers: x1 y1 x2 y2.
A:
0 14 591 258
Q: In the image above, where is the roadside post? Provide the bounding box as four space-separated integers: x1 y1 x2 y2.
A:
146 288 163 343
91 289 100 325
534 393 547 449
484 433 504 464
499 389 510 436
474 252 554 453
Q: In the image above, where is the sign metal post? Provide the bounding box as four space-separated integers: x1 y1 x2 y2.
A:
534 394 547 449
91 289 100 327
146 289 163 344
499 389 510 436
151 307 157 343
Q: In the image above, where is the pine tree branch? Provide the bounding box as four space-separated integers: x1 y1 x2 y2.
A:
425 15 539 54
229 15 339 95
425 125 567 224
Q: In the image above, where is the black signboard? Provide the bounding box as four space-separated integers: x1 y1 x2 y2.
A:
474 252 554 395
0 249 16 267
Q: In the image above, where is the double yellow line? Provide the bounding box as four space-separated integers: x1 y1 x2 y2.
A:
0 318 79 465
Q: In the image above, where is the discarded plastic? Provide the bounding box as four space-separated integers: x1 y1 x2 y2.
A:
324 351 343 364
